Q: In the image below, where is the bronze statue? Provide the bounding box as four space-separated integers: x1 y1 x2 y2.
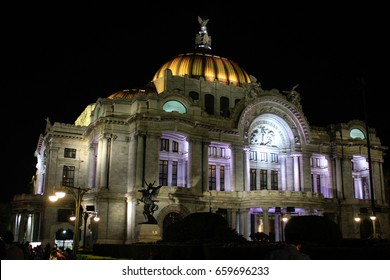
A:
137 181 162 224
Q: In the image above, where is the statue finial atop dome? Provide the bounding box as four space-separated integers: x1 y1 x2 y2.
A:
195 16 212 51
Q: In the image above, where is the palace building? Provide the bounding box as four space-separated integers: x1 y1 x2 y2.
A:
11 17 389 249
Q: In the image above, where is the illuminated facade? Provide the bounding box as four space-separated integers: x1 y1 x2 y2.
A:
11 17 389 248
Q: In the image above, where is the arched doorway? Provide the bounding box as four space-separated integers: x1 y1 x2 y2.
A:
162 212 183 240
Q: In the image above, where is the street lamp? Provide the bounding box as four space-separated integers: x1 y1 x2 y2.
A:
49 186 90 256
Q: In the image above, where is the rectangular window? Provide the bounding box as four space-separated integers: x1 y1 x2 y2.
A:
208 165 216 190
250 168 257 190
159 160 168 186
62 165 75 187
260 152 267 162
172 141 179 153
160 138 169 151
271 170 278 190
250 151 257 161
208 146 217 157
57 209 74 223
220 148 225 158
311 174 315 192
362 177 370 199
316 174 321 193
220 166 225 191
270 153 278 163
260 169 267 190
64 148 76 158
172 161 178 186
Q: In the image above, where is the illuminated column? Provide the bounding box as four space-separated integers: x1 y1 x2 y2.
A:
127 134 138 193
87 143 97 188
97 135 108 188
301 152 311 192
274 214 281 242
240 209 250 239
26 213 33 242
125 196 137 243
293 154 300 191
189 138 205 194
280 154 287 190
353 176 361 198
202 141 209 192
215 165 220 191
230 209 238 232
232 145 244 192
135 133 145 189
144 133 159 183
225 161 232 192
244 147 250 191
262 208 270 235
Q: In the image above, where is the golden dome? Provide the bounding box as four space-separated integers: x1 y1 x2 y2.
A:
152 52 251 87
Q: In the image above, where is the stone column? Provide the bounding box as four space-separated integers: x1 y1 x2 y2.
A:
144 133 160 183
244 147 250 191
97 135 108 188
263 208 270 235
135 133 145 189
189 138 203 194
302 152 312 192
232 145 244 192
341 157 353 199
202 141 209 192
280 154 287 190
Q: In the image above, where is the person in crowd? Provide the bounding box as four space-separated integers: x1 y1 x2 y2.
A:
267 233 311 260
1 230 25 260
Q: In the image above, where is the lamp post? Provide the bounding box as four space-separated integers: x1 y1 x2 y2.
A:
49 186 90 256
82 211 100 251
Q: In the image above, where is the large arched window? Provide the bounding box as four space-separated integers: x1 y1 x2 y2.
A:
163 100 187 114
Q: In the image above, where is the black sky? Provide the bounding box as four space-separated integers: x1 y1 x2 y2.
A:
2 3 389 202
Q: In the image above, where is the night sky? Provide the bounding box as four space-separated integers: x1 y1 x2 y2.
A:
2 3 389 202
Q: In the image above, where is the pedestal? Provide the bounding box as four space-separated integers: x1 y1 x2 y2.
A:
136 224 161 243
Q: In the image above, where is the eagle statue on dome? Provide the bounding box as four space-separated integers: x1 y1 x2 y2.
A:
198 16 209 27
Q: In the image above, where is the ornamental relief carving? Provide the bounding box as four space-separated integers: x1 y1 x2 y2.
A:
238 98 310 144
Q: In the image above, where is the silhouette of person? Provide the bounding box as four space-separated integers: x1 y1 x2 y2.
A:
267 233 311 260
2 230 24 260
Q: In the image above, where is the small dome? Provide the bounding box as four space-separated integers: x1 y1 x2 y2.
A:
108 89 146 100
152 52 251 87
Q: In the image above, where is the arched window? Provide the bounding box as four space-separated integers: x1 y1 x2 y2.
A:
205 94 214 115
220 96 230 117
163 100 187 114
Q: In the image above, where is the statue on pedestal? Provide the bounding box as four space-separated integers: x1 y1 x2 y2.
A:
137 181 162 224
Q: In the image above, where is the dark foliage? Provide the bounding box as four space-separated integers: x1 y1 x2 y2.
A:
249 232 270 242
163 212 246 243
284 216 342 246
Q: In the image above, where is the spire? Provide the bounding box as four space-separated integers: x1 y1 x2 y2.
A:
195 16 212 51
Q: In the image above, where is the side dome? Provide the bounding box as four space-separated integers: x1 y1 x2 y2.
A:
152 52 251 87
